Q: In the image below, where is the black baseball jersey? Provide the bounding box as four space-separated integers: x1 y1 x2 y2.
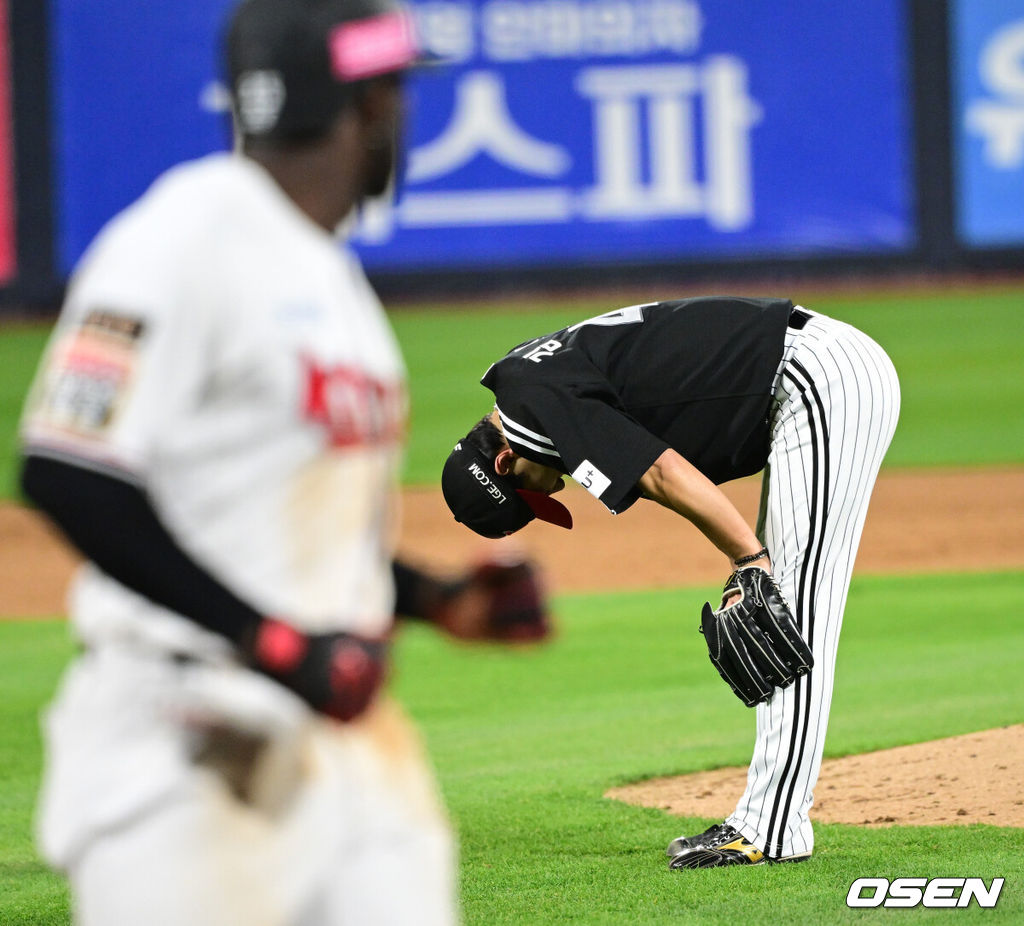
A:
480 296 793 514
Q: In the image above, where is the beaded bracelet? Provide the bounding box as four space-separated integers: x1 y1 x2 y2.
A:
733 547 769 567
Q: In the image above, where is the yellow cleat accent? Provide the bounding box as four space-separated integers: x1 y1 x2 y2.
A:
719 838 765 864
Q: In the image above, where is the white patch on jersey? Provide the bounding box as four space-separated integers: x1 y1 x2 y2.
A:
31 310 145 439
571 460 611 499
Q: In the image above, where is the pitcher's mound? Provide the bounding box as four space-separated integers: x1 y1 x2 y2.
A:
607 725 1024 827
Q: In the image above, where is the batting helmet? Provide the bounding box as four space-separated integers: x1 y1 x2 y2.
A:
226 0 427 140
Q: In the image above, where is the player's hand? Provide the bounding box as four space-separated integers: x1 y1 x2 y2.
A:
246 619 389 722
700 566 812 707
434 558 551 642
721 556 772 608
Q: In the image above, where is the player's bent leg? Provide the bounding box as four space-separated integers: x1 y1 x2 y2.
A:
727 315 900 861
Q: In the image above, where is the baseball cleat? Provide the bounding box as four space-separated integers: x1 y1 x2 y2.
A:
667 823 765 869
666 823 813 870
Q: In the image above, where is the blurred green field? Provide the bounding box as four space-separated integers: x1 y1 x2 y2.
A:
2 572 1023 924
1 285 1022 923
2 284 1024 494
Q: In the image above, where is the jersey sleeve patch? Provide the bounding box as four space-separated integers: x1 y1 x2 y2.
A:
570 460 611 500
492 381 669 516
30 309 146 440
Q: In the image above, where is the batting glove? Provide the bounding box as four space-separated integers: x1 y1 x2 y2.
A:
247 619 388 722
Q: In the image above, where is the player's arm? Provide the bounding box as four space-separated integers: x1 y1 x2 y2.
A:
392 558 550 642
638 456 811 708
638 448 770 573
21 453 263 641
20 453 386 721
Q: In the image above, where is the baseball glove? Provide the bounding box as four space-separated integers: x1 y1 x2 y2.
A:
699 567 813 707
435 558 550 642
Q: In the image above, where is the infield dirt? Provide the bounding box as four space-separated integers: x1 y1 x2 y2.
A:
3 466 1022 829
5 467 1023 614
608 725 1024 829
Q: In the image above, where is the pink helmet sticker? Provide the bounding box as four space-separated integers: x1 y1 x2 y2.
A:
329 10 419 81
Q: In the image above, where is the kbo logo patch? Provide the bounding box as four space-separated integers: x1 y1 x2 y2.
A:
846 877 1004 909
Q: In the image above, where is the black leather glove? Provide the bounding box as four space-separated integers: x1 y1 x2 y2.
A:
699 567 813 707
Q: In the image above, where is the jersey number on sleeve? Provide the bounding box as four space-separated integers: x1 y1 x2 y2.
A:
523 339 563 363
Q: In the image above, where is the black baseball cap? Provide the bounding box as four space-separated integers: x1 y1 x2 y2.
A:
226 0 427 139
441 441 573 538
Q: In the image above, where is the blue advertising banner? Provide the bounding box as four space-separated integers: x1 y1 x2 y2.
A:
51 0 236 273
951 0 1024 247
52 0 914 274
358 0 914 269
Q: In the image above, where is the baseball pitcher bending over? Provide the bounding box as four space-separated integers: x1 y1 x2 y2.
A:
442 297 900 869
19 2 550 924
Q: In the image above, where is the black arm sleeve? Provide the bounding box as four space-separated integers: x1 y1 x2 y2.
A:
20 454 262 645
391 559 460 622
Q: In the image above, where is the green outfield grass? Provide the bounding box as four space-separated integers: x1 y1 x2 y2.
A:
0 622 71 925
1 284 1023 495
0 327 51 501
1 570 1022 924
1 284 1022 922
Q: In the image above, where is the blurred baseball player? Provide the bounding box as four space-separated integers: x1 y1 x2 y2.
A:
19 1 549 923
442 297 900 869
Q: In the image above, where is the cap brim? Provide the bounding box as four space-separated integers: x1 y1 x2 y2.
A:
516 489 573 530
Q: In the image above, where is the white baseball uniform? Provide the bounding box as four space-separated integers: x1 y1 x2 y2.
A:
728 309 901 859
21 153 457 926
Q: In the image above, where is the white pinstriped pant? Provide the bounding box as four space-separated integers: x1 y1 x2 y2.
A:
727 309 900 860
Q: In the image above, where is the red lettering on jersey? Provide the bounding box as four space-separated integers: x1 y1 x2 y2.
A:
301 356 406 449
